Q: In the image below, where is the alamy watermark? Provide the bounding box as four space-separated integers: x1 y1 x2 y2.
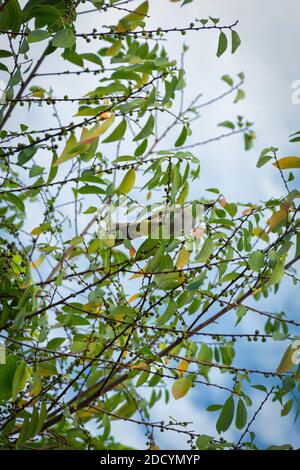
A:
291 340 300 366
291 80 300 104
0 79 6 105
0 343 5 364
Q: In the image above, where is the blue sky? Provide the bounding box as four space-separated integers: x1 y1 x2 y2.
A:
1 0 300 450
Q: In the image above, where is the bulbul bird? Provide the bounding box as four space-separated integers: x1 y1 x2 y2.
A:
102 202 212 245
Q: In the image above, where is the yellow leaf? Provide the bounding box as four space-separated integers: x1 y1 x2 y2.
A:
31 89 44 98
177 183 188 205
177 358 188 376
277 344 298 373
281 201 292 212
29 374 42 397
129 55 142 65
171 378 192 400
138 72 150 87
116 1 149 33
241 205 257 216
87 238 100 254
98 111 112 120
128 293 139 303
77 407 100 419
104 235 115 248
252 227 269 242
176 246 189 269
53 133 79 166
79 115 115 145
130 362 148 370
105 40 122 56
251 287 262 296
178 271 185 284
82 303 102 315
273 156 300 169
267 209 287 232
117 168 136 195
30 256 45 269
96 306 102 316
129 270 145 280
31 222 51 236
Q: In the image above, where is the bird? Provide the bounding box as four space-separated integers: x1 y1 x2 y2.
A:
102 202 212 245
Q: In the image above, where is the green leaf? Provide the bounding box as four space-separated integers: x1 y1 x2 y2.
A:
268 260 284 286
0 63 8 73
281 399 293 417
157 299 176 326
18 146 37 165
216 31 228 57
0 49 13 58
175 126 188 147
171 378 192 400
257 148 272 168
234 88 245 104
46 338 65 350
145 244 165 273
136 370 150 387
28 30 50 43
207 404 223 412
267 444 293 450
114 400 137 419
248 251 265 271
0 355 18 400
29 164 44 178
135 138 148 157
195 238 214 263
0 0 22 32
216 395 235 433
222 74 233 86
235 305 247 325
235 398 247 429
80 53 103 66
52 28 75 48
133 114 155 141
117 168 136 195
102 413 111 440
231 30 241 53
12 361 30 401
78 185 105 195
196 434 213 450
148 371 162 387
103 119 127 143
187 270 207 290
4 193 25 212
218 120 235 130
16 416 30 446
35 401 47 435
